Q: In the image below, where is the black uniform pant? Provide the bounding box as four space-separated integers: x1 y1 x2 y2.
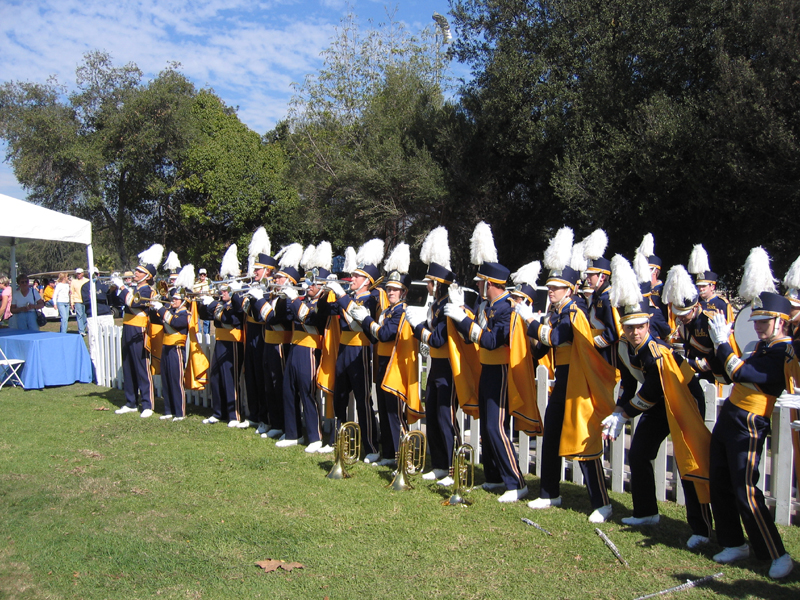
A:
479 363 525 491
161 343 186 418
539 364 609 509
331 344 378 454
629 403 711 535
263 341 286 430
375 354 406 460
209 338 243 422
122 323 153 410
710 399 786 560
282 345 321 443
243 322 266 424
425 356 459 471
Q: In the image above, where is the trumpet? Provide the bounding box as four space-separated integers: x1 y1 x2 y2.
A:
327 422 361 479
209 275 253 286
445 444 475 506
389 430 426 491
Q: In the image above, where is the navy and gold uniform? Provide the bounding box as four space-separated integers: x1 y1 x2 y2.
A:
153 298 189 419
117 265 156 412
677 308 727 383
617 333 712 537
585 262 621 367
253 292 290 435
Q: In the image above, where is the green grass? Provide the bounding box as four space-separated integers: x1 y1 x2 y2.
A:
1 384 799 599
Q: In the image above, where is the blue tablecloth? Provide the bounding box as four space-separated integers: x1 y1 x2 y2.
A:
0 329 93 389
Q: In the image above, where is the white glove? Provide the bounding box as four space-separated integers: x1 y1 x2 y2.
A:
111 277 124 289
708 312 732 349
405 307 426 328
229 280 243 291
248 288 264 301
443 303 467 322
349 304 370 323
601 412 627 441
282 285 298 301
448 284 465 307
326 281 346 298
514 301 534 322
201 295 214 306
150 301 163 311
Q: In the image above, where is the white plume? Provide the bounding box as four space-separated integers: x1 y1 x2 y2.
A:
783 255 800 290
544 227 574 271
163 251 181 272
470 221 497 266
247 256 256 277
384 243 410 274
633 252 651 284
610 255 643 309
220 245 241 278
279 243 303 270
138 244 164 267
688 244 710 275
581 229 608 261
174 264 195 289
357 239 385 267
570 242 587 272
662 265 697 307
301 245 316 270
342 247 358 273
313 241 333 271
274 246 287 261
738 246 776 302
511 260 542 287
249 227 271 258
420 226 451 270
637 233 654 259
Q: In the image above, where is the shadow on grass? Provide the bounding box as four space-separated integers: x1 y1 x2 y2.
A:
642 572 798 599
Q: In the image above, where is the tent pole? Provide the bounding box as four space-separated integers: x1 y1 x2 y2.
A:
9 237 16 284
87 244 100 383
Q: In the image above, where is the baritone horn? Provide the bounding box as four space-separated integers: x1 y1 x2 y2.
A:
389 430 426 491
326 421 361 479
444 443 474 506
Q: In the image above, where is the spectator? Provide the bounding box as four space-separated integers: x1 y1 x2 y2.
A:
54 272 71 334
0 275 12 326
42 278 56 307
194 268 211 336
70 267 88 336
10 274 44 331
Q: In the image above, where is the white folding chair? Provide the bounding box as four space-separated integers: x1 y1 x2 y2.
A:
0 345 25 389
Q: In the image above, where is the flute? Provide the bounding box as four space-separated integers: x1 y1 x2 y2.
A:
595 528 628 567
633 572 723 600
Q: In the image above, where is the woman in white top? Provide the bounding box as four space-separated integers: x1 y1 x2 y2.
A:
10 274 44 331
54 272 72 334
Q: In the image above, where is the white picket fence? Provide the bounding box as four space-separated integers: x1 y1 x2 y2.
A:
94 325 799 525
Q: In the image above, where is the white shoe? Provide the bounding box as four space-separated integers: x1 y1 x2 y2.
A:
260 433 269 439
255 423 267 435
423 469 449 481
172 417 185 422
686 535 710 549
317 445 334 454
305 441 323 453
713 544 750 564
364 453 380 464
621 514 660 526
498 486 528 503
481 482 506 491
115 406 137 414
228 420 239 428
589 504 613 523
376 458 396 467
236 420 250 429
202 416 220 425
275 438 299 448
769 553 794 579
527 496 561 509
266 429 284 439
437 476 455 487
159 414 173 420
140 409 153 418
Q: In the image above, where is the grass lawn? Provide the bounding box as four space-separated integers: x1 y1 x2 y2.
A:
0 383 798 599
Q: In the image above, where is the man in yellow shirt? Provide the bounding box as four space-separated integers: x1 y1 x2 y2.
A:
70 268 88 336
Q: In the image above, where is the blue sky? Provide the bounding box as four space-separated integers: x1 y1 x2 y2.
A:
0 0 459 199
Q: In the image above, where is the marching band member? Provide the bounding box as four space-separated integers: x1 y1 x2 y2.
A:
706 247 794 579
517 227 615 521
638 234 668 322
277 244 333 452
351 243 414 467
688 244 733 321
445 222 530 503
581 229 620 367
324 239 384 463
782 255 800 354
199 245 246 427
632 245 670 341
601 256 712 549
113 244 163 418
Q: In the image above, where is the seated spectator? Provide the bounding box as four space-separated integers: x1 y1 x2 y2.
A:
10 274 44 331
54 272 71 334
42 279 56 307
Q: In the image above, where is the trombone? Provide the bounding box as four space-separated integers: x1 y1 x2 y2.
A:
132 280 170 305
326 422 361 479
389 430 426 491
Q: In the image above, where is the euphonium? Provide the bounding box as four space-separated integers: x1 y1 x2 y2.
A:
445 443 475 506
326 421 361 479
389 430 426 491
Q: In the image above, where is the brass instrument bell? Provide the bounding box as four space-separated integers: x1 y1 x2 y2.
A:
327 422 361 479
389 430 426 491
445 444 474 506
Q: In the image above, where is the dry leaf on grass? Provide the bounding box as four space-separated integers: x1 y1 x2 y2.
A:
94 406 109 411
256 559 305 573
